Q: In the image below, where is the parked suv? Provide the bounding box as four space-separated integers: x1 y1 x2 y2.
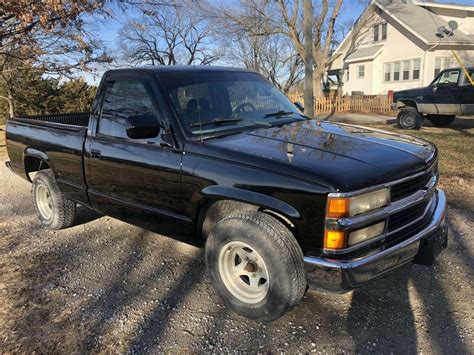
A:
393 67 474 129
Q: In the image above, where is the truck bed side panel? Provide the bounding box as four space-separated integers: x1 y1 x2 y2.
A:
6 119 89 205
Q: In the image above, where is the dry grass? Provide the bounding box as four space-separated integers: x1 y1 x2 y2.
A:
372 123 474 212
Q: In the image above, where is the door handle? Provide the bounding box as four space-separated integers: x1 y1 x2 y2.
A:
90 149 102 158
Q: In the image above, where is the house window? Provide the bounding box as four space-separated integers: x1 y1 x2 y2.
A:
413 59 421 80
374 23 387 42
383 59 421 82
435 57 453 77
381 23 387 40
393 62 401 81
384 63 391 82
373 25 379 42
358 65 365 78
402 60 411 80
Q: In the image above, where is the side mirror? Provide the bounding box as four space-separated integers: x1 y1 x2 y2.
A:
125 114 160 139
294 101 304 112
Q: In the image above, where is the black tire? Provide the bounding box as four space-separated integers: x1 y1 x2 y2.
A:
397 107 423 130
205 211 306 321
427 115 455 127
32 169 77 230
201 200 258 240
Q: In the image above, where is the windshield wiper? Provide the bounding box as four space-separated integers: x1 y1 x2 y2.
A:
189 117 242 127
263 110 297 118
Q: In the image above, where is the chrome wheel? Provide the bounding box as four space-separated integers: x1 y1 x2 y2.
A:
401 112 416 128
35 184 53 221
218 241 270 304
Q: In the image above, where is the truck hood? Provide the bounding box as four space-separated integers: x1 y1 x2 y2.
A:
394 87 428 101
203 120 436 191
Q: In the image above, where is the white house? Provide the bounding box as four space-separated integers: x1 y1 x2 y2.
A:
329 0 474 95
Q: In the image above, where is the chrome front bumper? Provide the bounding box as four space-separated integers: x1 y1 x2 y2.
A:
304 189 448 293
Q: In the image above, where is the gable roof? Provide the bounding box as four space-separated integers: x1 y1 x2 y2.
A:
332 0 474 61
345 45 384 62
376 0 473 45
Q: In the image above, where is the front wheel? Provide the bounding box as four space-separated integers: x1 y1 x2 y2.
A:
427 115 455 127
397 107 423 130
205 212 306 322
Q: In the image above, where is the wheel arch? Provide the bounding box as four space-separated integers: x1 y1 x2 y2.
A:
397 99 420 112
196 186 302 243
23 148 52 182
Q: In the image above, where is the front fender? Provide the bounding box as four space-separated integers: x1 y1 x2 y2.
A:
199 185 301 220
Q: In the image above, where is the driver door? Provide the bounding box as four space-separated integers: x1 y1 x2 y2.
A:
460 69 474 115
427 69 462 115
85 75 186 228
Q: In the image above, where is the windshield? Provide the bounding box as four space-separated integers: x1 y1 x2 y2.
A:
158 71 304 138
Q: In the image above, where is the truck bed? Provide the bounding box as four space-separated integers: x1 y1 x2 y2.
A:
13 112 90 128
6 112 90 202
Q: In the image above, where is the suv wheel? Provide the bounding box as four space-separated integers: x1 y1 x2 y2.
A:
205 211 306 321
427 115 455 127
32 169 77 230
397 107 423 130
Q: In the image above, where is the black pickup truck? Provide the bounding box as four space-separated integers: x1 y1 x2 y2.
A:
394 66 474 129
6 66 448 321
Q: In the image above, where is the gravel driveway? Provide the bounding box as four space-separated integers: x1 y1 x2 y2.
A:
0 146 473 353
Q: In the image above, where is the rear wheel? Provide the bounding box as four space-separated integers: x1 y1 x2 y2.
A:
32 169 77 230
397 107 423 130
205 211 306 321
427 115 455 127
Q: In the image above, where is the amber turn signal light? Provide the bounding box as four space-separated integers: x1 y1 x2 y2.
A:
326 197 349 218
324 230 347 249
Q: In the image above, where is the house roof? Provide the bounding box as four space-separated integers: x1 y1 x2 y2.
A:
376 0 473 45
412 0 474 12
345 45 384 62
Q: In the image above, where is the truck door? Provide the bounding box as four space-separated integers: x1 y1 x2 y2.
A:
85 75 189 233
460 69 474 116
427 69 462 115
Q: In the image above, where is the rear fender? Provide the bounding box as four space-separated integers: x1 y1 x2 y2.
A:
23 148 53 182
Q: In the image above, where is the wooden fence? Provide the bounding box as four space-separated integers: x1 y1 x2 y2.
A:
287 93 393 114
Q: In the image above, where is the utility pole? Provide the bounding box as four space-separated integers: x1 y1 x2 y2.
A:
303 0 314 117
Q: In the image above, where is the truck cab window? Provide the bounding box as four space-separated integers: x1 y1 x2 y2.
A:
99 79 156 139
433 70 460 87
464 70 474 86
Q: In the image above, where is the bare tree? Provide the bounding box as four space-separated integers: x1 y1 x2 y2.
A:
206 0 303 94
303 0 314 116
212 0 344 104
0 1 111 117
118 1 221 66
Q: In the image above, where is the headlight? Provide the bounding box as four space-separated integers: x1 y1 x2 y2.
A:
348 221 385 246
326 188 390 218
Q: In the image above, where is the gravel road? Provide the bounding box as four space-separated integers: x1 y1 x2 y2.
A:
0 147 473 353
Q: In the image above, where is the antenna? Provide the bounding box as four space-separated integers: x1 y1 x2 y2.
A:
192 63 203 143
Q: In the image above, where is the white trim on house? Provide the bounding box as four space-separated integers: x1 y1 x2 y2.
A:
413 1 474 12
328 0 474 95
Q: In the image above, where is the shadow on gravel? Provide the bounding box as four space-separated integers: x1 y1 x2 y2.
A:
126 251 204 352
347 268 417 353
72 205 103 226
346 217 470 354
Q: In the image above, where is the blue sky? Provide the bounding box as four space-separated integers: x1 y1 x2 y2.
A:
82 0 474 84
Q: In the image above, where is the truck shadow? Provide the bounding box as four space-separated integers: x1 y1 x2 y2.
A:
72 204 103 226
346 215 470 354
